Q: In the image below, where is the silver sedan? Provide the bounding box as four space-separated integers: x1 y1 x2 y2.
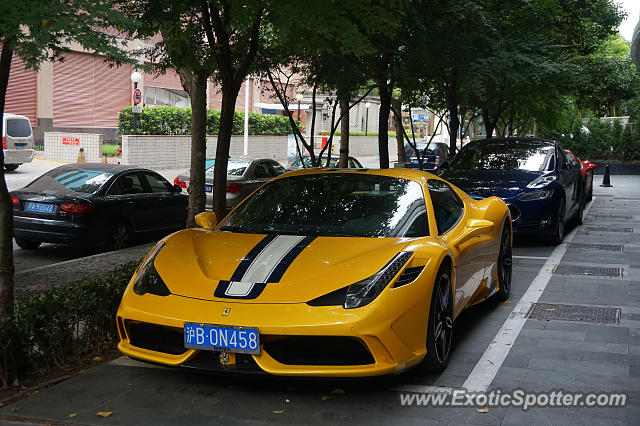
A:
174 157 286 210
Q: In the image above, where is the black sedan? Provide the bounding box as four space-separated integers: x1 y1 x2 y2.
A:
11 164 188 250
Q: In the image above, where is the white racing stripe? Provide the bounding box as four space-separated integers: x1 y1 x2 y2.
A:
462 198 596 392
241 235 306 283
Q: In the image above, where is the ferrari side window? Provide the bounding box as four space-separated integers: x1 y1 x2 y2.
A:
427 180 464 235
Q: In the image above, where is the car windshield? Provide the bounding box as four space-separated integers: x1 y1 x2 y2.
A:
292 156 340 168
27 168 115 193
450 142 554 172
219 173 428 238
206 159 250 176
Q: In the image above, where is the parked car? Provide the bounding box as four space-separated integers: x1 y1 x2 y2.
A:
174 157 286 211
441 138 584 245
11 164 187 250
565 149 596 202
408 142 450 172
116 168 511 376
3 113 35 171
287 154 364 171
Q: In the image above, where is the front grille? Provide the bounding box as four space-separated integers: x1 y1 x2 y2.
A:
182 350 262 374
506 203 521 222
518 218 543 229
126 321 187 355
263 336 374 366
394 266 424 287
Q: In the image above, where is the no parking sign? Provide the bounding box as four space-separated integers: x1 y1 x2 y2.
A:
132 88 143 113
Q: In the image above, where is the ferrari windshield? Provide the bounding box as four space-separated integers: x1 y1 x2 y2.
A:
219 173 428 238
451 142 554 172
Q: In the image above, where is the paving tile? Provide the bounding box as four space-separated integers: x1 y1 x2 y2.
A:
575 361 628 378
520 328 586 341
537 338 628 355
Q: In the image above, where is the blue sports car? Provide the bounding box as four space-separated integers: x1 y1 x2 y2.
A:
441 138 584 245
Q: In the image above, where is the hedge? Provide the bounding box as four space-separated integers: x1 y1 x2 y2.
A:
118 106 296 136
0 261 140 388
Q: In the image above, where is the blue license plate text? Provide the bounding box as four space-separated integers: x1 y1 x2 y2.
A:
25 202 54 213
184 323 259 354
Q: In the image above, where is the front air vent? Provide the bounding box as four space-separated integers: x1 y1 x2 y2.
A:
394 266 425 288
126 321 187 355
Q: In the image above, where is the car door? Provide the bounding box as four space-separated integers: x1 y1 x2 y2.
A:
427 180 487 318
105 172 155 233
557 146 579 216
139 171 187 231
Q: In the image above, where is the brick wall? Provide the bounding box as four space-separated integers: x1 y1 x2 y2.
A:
43 132 103 163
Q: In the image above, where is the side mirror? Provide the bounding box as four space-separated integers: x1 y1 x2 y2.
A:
195 211 217 229
454 219 494 249
173 184 183 193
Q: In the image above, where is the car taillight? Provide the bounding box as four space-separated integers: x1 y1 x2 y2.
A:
174 177 187 188
12 197 18 206
435 155 440 168
226 183 243 193
61 203 95 214
2 137 5 149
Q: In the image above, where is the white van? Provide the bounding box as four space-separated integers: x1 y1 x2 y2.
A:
3 113 34 171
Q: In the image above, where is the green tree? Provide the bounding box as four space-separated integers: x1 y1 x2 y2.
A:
0 0 136 314
120 0 265 222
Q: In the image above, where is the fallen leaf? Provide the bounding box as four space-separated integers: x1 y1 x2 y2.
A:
0 402 4 407
227 385 239 390
128 383 133 387
503 300 511 304
477 406 489 413
11 407 21 412
321 395 332 401
545 308 555 311
29 390 40 396
11 378 19 387
272 410 286 414
330 389 345 395
69 413 79 418
96 411 112 418
584 272 591 275
93 356 103 362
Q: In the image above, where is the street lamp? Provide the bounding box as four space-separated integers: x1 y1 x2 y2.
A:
365 102 371 136
130 71 142 135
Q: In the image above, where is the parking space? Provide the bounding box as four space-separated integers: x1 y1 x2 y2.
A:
2 169 637 424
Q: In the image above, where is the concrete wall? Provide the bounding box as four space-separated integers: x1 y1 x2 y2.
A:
120 134 397 169
43 132 103 163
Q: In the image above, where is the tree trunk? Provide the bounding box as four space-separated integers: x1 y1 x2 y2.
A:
391 97 405 165
213 82 241 221
447 93 459 158
181 71 208 228
0 41 15 315
483 109 495 140
338 93 350 168
377 83 392 169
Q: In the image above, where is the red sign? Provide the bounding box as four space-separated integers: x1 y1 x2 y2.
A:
133 88 142 105
62 137 79 145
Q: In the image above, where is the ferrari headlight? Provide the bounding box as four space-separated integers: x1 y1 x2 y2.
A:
517 188 553 201
133 242 170 296
344 252 413 309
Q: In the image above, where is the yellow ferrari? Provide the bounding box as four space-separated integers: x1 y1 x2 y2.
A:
116 168 512 376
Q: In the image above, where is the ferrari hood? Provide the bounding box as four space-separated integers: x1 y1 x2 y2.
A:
153 229 415 304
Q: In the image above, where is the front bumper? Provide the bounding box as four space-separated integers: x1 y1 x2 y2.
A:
117 289 429 377
4 149 34 164
508 198 557 234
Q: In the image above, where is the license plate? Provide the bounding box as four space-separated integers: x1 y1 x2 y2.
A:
15 144 27 150
205 185 213 192
184 323 260 354
25 202 55 213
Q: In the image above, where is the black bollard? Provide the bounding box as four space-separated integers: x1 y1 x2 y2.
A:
600 165 612 187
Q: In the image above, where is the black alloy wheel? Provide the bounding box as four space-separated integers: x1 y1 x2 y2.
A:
421 265 454 373
111 223 130 250
550 200 565 246
495 221 512 300
15 238 41 250
4 164 19 171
